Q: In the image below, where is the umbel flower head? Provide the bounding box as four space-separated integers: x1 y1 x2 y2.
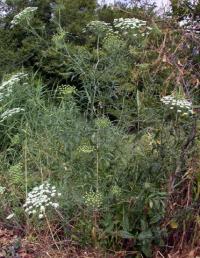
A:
0 72 28 102
0 72 27 123
179 16 200 35
23 182 61 219
161 95 193 115
78 144 95 154
0 108 25 122
114 17 147 29
111 185 122 197
84 20 114 37
59 85 76 96
95 117 111 129
11 7 38 27
113 17 152 37
83 191 103 210
52 30 66 44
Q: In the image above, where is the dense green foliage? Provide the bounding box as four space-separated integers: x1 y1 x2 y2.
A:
0 0 199 257
170 0 200 17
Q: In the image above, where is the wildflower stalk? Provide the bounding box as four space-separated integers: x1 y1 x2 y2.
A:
95 35 100 70
44 212 60 251
24 125 28 199
92 211 98 248
26 20 45 43
118 95 126 127
39 151 44 183
91 35 100 118
136 90 141 132
96 129 100 193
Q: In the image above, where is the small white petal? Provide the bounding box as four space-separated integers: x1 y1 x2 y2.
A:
40 206 45 212
6 213 15 220
39 214 44 219
52 203 59 208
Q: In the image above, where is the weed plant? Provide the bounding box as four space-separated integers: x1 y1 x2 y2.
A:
0 4 199 257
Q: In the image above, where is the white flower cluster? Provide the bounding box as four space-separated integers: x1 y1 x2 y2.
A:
0 73 28 102
179 16 200 35
84 20 113 35
23 182 61 219
0 108 25 122
113 17 152 36
84 18 152 38
114 17 146 29
0 72 27 122
161 95 193 115
11 7 38 26
179 17 190 28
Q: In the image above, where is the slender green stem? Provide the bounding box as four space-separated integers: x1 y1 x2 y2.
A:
96 130 99 193
24 125 28 199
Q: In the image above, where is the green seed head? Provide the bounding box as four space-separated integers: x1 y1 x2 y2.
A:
95 117 111 129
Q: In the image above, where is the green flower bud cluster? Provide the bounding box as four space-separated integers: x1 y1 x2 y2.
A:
84 20 113 36
59 85 76 96
103 34 125 53
84 191 103 209
52 30 66 41
78 144 95 153
104 30 120 41
9 163 22 174
11 134 20 145
8 163 23 185
111 185 122 197
95 117 111 129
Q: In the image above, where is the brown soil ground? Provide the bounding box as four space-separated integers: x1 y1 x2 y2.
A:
1 226 200 258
